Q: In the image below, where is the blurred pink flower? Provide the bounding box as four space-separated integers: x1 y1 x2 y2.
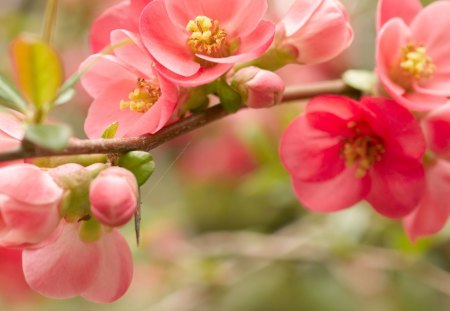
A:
0 247 32 301
0 111 24 167
376 0 450 111
81 30 179 138
404 159 450 241
276 0 353 64
90 167 138 227
231 66 285 108
139 0 275 86
0 164 63 247
23 221 133 303
280 96 426 218
90 0 152 52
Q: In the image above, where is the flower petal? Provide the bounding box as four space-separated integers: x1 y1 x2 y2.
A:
81 229 133 303
23 223 100 299
291 167 369 212
376 0 421 31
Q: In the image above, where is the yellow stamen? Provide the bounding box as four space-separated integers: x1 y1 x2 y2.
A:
342 122 385 178
120 78 161 113
400 44 435 80
186 16 229 63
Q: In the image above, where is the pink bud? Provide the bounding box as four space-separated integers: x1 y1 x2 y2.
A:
232 66 285 109
90 167 138 227
277 0 353 64
0 164 63 247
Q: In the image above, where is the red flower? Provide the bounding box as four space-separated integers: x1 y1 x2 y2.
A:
280 96 426 218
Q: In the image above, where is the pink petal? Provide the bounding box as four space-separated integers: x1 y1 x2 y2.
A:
81 229 133 303
305 95 360 135
367 152 425 218
155 61 231 87
110 29 155 78
196 20 275 64
165 0 267 36
23 223 101 299
376 0 421 31
0 164 62 205
130 0 152 17
0 198 60 247
376 18 410 100
402 91 447 111
89 2 134 53
84 80 144 138
281 0 323 36
404 159 450 240
0 112 23 139
292 167 369 212
279 115 345 182
361 97 425 159
140 0 199 77
80 55 135 98
423 103 450 156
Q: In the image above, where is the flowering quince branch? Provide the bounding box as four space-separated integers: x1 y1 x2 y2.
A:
0 79 353 162
3 0 450 305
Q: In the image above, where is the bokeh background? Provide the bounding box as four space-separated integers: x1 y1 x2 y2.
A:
1 0 450 310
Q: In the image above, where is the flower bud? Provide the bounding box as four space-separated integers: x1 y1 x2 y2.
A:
0 164 63 247
276 0 353 64
90 167 138 227
231 66 285 109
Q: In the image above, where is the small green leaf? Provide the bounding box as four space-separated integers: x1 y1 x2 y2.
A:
54 88 75 106
342 70 377 93
11 34 63 109
25 123 72 151
213 79 242 113
0 74 28 113
101 121 119 139
118 151 155 186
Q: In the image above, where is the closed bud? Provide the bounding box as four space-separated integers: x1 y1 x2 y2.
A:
90 167 138 227
231 66 285 109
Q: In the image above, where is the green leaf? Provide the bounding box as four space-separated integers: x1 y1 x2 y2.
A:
342 70 377 93
118 151 155 186
25 123 72 151
0 74 28 113
54 88 75 106
213 79 242 113
101 121 119 139
11 34 63 109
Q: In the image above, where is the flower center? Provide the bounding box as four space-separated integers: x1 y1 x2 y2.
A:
120 78 161 113
342 121 385 178
399 44 435 80
186 16 229 65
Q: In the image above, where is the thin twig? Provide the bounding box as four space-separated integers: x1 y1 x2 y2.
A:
0 79 353 162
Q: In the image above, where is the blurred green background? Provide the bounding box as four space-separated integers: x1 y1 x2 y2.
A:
1 0 450 310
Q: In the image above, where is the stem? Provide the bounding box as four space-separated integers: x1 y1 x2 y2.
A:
0 79 355 162
42 0 58 44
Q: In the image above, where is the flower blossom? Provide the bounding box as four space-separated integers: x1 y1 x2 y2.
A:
280 96 426 218
0 164 63 247
139 0 275 86
81 30 179 138
0 111 24 167
90 0 152 52
376 0 450 111
275 0 353 65
23 221 133 303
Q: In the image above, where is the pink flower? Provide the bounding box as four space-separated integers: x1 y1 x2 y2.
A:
0 164 63 247
376 0 450 111
22 221 133 303
0 247 32 301
404 159 450 241
139 0 275 86
231 66 285 108
276 0 353 64
89 0 152 52
81 30 179 138
90 167 138 227
280 96 426 218
0 111 24 167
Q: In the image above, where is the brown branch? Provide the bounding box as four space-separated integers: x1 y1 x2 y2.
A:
0 79 353 162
